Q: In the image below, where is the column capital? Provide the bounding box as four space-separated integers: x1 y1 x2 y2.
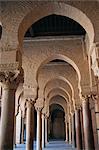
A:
0 70 20 90
26 99 35 109
75 103 82 110
35 97 44 112
81 95 90 102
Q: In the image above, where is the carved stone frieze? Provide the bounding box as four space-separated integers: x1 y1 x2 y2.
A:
23 84 38 100
91 43 99 77
0 62 19 72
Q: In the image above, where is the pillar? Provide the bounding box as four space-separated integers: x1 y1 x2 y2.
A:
69 115 72 144
16 107 22 144
82 97 95 150
36 109 42 150
65 121 69 142
0 79 17 150
26 101 34 150
75 108 82 150
21 117 24 144
71 113 76 148
45 116 48 145
94 97 99 147
42 114 45 148
14 116 16 148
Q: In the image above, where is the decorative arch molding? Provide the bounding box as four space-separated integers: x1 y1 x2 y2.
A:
49 97 67 115
43 77 74 102
47 88 70 103
37 54 81 84
18 2 94 47
35 54 84 99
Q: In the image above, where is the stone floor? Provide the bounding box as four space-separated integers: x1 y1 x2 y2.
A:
14 140 76 150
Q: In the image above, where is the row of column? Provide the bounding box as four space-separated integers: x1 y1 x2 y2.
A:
65 98 96 150
0 76 49 150
0 77 98 150
26 101 48 150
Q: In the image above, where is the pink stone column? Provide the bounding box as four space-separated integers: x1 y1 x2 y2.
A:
26 101 34 150
45 116 48 145
21 117 24 144
65 121 69 142
36 109 42 150
75 108 82 150
71 113 76 148
0 82 17 150
42 114 45 148
82 97 95 150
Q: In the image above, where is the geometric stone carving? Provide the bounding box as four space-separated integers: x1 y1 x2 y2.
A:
91 43 99 77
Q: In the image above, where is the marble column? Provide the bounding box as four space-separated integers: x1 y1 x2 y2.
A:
72 113 76 148
14 116 16 147
69 115 72 144
36 109 42 150
82 97 95 150
75 108 82 150
65 121 69 142
42 114 45 148
94 97 99 146
0 80 17 150
45 116 48 145
21 117 24 144
26 101 34 150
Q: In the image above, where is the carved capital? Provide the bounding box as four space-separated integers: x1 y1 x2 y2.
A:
26 99 35 109
0 70 20 90
35 97 44 112
75 103 82 110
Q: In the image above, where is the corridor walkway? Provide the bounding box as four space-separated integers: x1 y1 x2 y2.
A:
14 141 76 150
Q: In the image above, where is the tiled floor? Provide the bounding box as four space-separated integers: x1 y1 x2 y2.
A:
14 140 76 150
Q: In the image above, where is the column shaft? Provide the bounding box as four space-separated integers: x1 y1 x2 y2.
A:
42 114 45 148
0 86 16 150
72 113 76 148
65 122 69 142
21 117 24 144
69 116 72 144
36 110 42 150
82 99 95 150
45 117 48 145
75 109 82 150
26 103 34 150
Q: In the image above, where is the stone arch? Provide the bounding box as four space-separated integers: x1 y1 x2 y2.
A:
43 77 74 103
36 54 81 94
18 2 94 47
47 88 70 103
49 97 67 115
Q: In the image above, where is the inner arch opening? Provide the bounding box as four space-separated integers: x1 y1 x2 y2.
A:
24 14 86 38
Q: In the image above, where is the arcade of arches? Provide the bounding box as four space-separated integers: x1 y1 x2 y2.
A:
0 1 99 150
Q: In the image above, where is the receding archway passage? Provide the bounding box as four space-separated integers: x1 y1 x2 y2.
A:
48 104 65 141
0 1 99 150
